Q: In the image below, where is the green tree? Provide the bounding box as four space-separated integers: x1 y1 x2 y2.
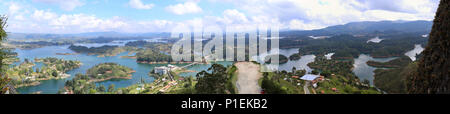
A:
98 85 106 92
0 15 10 94
108 84 115 93
321 70 332 77
52 70 58 77
362 79 371 86
311 69 320 75
195 64 229 94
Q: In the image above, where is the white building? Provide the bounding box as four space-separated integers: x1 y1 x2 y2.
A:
300 74 321 88
154 66 168 75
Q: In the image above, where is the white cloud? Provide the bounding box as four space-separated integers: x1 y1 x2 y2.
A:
129 0 155 10
8 9 179 33
31 10 58 21
32 0 84 11
8 3 21 14
352 0 438 14
218 0 439 30
222 9 249 24
289 19 323 30
4 0 441 33
165 2 202 15
12 10 129 33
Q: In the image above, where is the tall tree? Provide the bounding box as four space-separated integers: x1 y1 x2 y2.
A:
408 0 450 94
0 15 10 94
195 64 229 94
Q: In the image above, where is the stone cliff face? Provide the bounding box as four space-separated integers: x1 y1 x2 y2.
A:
408 0 450 94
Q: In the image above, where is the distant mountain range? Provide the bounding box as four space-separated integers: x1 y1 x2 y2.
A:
8 20 432 39
282 20 433 36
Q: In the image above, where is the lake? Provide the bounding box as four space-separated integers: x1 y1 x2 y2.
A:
15 45 400 93
352 54 397 85
367 37 383 43
252 48 316 73
405 44 424 61
352 44 424 85
13 45 230 94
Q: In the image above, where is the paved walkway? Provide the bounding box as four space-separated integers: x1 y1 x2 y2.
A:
304 81 311 94
235 62 262 94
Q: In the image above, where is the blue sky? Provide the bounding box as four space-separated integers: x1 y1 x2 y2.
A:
0 0 440 34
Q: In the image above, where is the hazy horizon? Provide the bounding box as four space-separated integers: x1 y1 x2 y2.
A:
0 0 439 34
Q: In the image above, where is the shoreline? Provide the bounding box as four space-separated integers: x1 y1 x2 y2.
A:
15 73 72 88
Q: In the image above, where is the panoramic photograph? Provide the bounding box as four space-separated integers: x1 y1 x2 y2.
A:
0 0 449 97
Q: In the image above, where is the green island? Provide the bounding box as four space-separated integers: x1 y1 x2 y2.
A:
264 54 288 64
289 53 302 61
125 41 174 63
6 57 81 88
60 63 134 94
135 49 172 64
86 63 135 82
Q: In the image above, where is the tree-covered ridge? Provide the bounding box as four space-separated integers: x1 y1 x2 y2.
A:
280 20 432 38
6 58 81 88
367 56 412 68
260 55 381 94
86 63 134 80
307 56 380 94
280 33 427 60
408 0 450 94
194 64 236 94
374 62 418 94
261 69 306 94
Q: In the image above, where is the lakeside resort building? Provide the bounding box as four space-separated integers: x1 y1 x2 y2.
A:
154 64 179 75
300 74 324 88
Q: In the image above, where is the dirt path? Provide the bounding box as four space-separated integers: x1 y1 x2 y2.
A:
235 62 262 94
